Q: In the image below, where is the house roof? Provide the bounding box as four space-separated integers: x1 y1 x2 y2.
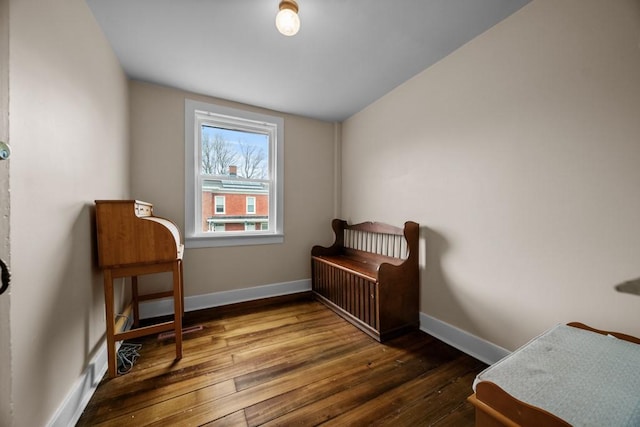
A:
203 178 269 195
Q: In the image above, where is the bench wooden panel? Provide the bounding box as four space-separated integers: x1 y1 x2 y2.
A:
311 219 419 342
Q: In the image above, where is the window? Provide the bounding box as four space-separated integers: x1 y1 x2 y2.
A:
215 196 225 214
185 99 284 248
208 222 225 232
246 196 256 214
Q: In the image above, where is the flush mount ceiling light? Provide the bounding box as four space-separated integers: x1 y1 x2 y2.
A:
276 0 300 36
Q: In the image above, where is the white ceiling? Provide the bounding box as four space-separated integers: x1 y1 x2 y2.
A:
86 0 530 122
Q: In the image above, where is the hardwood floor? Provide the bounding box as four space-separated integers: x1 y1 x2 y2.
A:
78 294 485 426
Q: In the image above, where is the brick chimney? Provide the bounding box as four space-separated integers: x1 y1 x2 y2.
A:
229 165 237 177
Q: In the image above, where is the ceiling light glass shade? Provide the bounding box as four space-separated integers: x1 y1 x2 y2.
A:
276 1 300 36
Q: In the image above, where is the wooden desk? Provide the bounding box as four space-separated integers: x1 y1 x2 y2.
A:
95 200 184 378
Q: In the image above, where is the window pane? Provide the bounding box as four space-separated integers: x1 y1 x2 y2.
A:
201 126 269 179
200 126 270 233
201 181 269 233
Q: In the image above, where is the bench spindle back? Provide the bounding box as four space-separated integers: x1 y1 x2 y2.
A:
343 229 408 260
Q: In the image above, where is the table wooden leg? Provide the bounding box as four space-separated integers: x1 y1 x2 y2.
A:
131 275 140 328
179 259 185 317
103 269 117 379
173 261 183 360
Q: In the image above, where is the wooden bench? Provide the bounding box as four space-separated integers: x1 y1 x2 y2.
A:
311 219 419 342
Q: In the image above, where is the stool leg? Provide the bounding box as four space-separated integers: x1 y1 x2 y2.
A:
173 261 183 360
103 269 117 379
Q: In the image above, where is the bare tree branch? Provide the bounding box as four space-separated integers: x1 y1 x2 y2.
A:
201 133 215 174
202 132 238 175
238 140 266 179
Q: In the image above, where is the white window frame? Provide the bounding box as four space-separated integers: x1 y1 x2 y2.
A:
185 99 284 248
246 196 256 215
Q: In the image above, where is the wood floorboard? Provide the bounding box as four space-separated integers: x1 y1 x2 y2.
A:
253 339 473 426
242 334 436 426
86 306 350 408
321 356 483 426
201 410 248 427
77 294 485 426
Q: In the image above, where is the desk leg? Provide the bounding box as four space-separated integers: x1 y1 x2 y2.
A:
131 275 140 328
103 269 117 379
173 261 183 360
179 260 185 317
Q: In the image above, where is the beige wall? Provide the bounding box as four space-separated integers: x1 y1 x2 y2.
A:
9 0 129 425
129 81 336 296
342 0 640 351
0 0 10 425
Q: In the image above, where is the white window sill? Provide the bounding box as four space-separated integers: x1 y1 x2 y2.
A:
185 233 284 249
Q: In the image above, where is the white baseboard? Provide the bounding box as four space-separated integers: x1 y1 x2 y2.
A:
46 340 109 427
138 278 312 319
419 312 510 365
141 281 510 366
50 280 507 427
